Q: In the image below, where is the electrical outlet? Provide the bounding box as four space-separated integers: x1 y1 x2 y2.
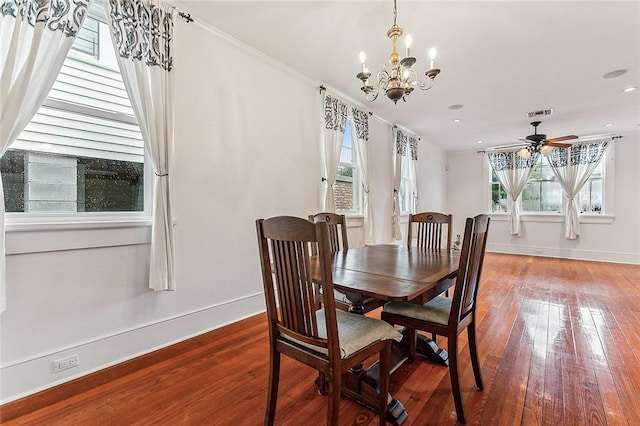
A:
52 354 79 373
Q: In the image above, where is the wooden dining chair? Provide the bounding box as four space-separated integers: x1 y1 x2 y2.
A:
257 216 402 426
309 212 384 313
408 212 454 305
407 212 453 251
382 214 490 424
308 212 348 254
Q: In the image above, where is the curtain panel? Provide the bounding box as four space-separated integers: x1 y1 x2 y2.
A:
320 91 348 212
392 127 406 240
350 106 375 245
547 141 608 239
407 135 419 214
0 0 92 311
487 150 539 236
104 0 175 291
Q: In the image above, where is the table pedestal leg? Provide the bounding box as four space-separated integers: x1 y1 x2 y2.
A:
415 334 449 366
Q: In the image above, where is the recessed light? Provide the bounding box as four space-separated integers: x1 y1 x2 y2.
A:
604 123 614 127
449 104 464 110
453 119 461 123
623 86 638 93
476 140 483 144
603 69 627 79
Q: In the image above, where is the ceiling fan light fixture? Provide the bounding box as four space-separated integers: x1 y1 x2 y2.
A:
516 148 531 159
539 144 554 156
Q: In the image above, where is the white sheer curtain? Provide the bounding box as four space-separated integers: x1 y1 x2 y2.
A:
407 135 419 214
320 91 348 212
104 0 175 291
392 127 406 240
487 151 539 236
547 141 608 239
350 106 374 245
0 0 92 311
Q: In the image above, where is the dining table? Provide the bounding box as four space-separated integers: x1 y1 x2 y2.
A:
314 244 460 425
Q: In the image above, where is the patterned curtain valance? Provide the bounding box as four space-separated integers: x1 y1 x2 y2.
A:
547 141 608 168
487 151 538 171
1 0 90 37
395 129 407 155
408 136 418 161
323 94 348 132
107 0 174 71
351 107 369 141
395 129 418 160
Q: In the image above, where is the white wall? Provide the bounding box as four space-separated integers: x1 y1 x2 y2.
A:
447 130 640 264
0 20 447 401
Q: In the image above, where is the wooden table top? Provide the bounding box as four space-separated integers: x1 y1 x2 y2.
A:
326 244 459 303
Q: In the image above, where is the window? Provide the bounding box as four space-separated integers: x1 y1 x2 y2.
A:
399 153 412 213
490 153 607 214
334 123 361 213
490 170 508 213
521 157 563 212
577 161 604 213
1 2 145 214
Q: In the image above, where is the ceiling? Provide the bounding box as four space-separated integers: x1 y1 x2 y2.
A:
169 1 640 151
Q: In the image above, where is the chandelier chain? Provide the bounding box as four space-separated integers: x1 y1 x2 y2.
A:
393 0 397 27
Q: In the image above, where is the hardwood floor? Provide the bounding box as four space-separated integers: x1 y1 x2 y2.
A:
3 253 639 425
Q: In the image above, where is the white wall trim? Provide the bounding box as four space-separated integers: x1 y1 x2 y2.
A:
0 292 266 403
489 213 615 224
487 243 639 265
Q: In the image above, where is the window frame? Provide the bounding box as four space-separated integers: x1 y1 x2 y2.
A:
3 0 152 250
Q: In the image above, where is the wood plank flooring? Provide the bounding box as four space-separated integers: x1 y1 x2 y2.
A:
2 253 639 425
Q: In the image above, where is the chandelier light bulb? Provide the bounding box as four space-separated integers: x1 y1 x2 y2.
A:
429 48 437 69
359 51 368 73
405 34 412 57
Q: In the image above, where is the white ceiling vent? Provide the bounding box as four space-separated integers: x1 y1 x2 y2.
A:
527 109 553 118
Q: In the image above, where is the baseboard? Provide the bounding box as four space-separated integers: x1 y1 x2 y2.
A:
487 243 640 264
0 293 265 405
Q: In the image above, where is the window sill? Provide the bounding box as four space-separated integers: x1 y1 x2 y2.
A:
5 214 154 255
489 213 615 224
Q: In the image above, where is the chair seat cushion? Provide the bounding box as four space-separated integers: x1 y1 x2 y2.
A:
316 310 402 358
383 296 452 325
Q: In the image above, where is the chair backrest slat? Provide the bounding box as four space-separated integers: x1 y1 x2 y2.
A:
450 215 490 325
408 212 452 251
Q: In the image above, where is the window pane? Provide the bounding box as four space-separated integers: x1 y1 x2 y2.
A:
491 170 508 212
1 10 144 214
334 123 360 213
521 157 562 212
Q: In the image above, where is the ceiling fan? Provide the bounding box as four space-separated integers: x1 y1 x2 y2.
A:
490 121 579 158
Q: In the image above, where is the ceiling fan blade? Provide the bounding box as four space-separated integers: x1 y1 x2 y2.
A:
547 141 572 148
488 143 528 150
518 138 536 144
547 135 578 143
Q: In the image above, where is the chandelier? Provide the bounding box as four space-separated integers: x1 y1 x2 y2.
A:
356 0 441 104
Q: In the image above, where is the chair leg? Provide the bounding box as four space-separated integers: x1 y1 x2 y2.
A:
378 341 392 426
327 368 342 425
447 334 466 424
468 322 484 390
406 328 417 362
316 372 327 395
265 349 280 426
